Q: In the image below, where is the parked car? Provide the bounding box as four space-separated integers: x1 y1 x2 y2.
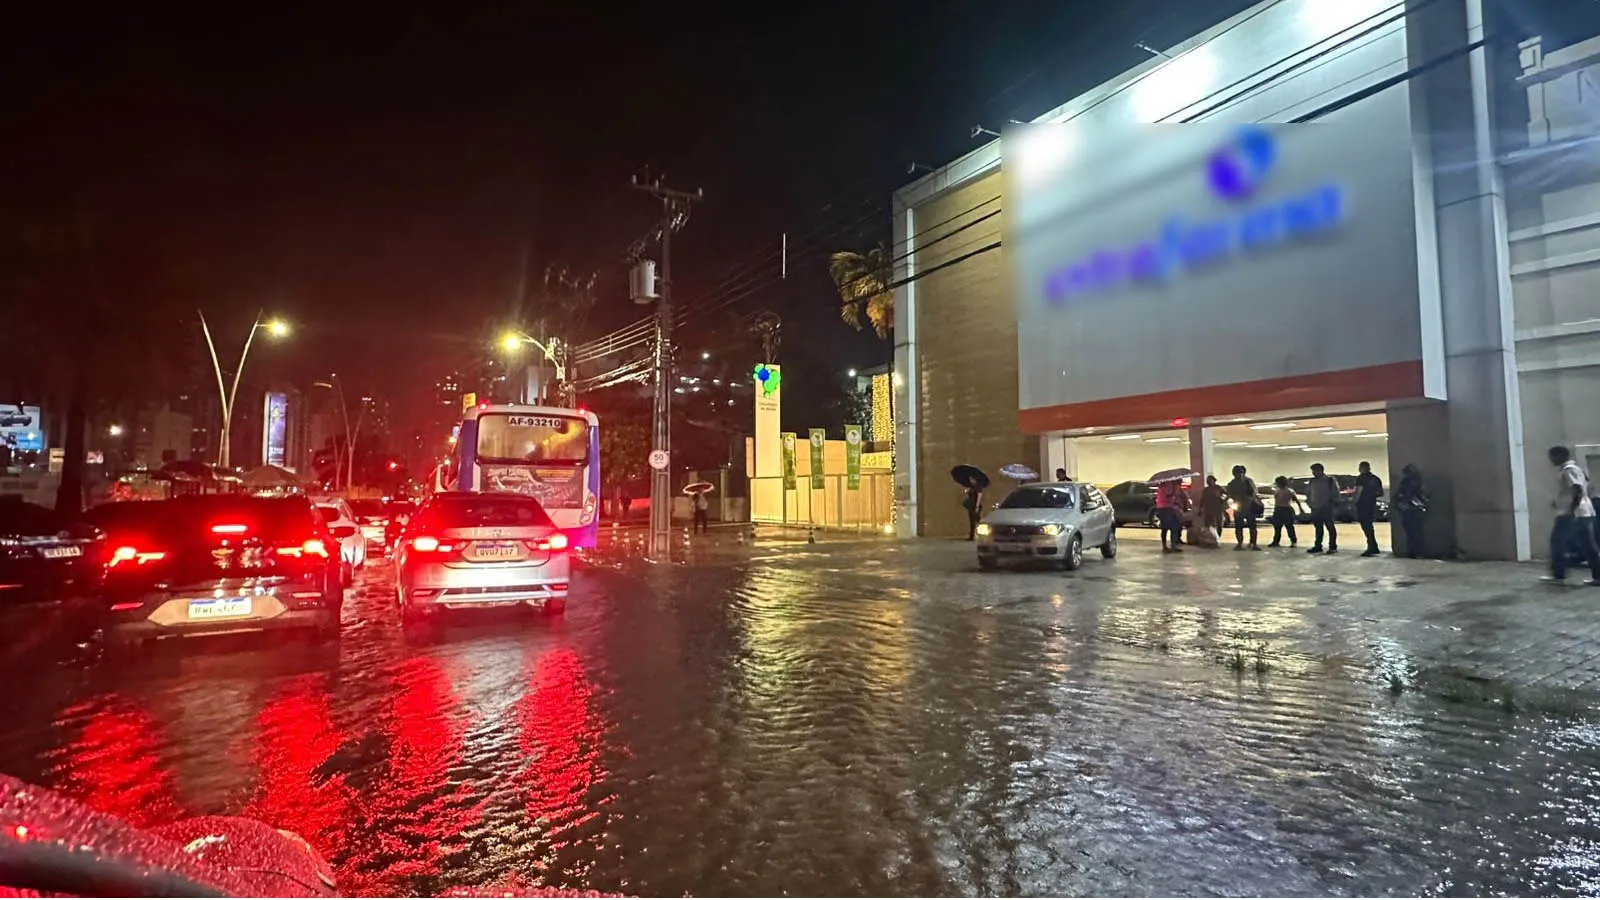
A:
0 496 101 606
975 482 1117 571
313 499 366 582
1105 480 1161 526
94 494 344 651
394 491 571 625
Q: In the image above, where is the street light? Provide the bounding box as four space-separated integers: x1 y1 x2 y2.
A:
107 424 123 437
497 330 568 405
199 309 290 469
312 376 361 491
847 368 858 378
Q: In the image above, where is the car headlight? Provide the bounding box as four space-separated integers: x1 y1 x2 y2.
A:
975 523 991 536
1040 524 1063 536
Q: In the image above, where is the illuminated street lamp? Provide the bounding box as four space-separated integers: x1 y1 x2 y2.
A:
107 424 124 437
199 309 290 469
497 330 569 405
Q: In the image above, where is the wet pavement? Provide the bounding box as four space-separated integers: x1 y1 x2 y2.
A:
4 528 1600 896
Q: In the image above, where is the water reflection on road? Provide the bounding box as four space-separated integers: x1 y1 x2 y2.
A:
3 536 1600 896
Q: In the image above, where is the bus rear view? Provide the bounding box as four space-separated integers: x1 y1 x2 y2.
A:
455 406 600 548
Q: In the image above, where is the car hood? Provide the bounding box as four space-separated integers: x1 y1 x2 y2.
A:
981 508 1077 527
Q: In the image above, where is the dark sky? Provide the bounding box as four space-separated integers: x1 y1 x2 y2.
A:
9 0 1594 434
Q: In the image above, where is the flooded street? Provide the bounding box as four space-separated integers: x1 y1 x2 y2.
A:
3 533 1600 896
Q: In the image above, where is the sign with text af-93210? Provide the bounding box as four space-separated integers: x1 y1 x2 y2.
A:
507 415 567 429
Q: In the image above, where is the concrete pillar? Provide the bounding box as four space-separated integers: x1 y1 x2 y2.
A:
892 199 919 537
1188 425 1213 499
1399 0 1531 560
1040 433 1077 481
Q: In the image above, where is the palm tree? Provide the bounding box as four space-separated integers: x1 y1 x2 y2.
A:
828 246 893 339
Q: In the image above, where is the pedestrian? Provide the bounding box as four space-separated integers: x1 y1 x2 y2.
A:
1542 445 1600 584
1353 461 1384 557
692 490 710 534
1200 475 1226 538
1155 478 1187 553
1267 475 1303 547
1304 463 1340 554
1226 465 1261 550
1055 467 1072 482
962 483 982 541
1392 464 1428 558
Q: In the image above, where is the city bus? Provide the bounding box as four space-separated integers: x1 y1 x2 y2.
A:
435 404 601 548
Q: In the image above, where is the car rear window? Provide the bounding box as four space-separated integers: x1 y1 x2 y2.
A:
419 494 554 529
90 496 320 541
350 500 384 517
316 506 341 524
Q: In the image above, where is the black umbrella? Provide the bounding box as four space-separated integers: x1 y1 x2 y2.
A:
950 465 990 490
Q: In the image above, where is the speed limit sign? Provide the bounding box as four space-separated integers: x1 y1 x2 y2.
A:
648 449 669 471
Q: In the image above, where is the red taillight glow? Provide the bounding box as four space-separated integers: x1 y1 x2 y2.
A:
531 533 568 551
410 535 457 553
108 546 166 568
210 523 250 534
277 539 329 558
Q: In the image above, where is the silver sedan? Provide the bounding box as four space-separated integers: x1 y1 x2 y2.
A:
395 492 571 625
975 482 1118 571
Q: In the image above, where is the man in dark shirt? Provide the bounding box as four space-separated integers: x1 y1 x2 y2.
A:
1354 460 1384 557
1305 463 1340 554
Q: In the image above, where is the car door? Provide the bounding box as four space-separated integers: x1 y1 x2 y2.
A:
1079 486 1114 544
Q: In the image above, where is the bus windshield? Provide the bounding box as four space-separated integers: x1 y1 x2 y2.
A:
476 413 590 464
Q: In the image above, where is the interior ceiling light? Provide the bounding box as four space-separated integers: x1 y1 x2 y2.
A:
1105 434 1142 441
1289 426 1333 433
1213 441 1248 447
1244 443 1280 449
1248 423 1298 430
1323 429 1368 436
1145 437 1183 444
1301 446 1336 452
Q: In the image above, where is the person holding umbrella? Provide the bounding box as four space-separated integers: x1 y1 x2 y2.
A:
952 465 989 540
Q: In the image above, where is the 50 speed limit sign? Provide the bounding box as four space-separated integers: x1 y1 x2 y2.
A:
648 449 669 471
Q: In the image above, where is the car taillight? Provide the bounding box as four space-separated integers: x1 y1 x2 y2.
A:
410 535 458 553
277 539 330 558
107 545 166 568
211 523 250 535
528 533 568 551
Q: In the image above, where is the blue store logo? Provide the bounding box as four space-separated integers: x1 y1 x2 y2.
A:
1043 125 1346 307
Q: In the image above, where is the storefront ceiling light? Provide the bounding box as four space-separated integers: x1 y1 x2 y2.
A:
1213 441 1248 447
1301 446 1336 452
1244 443 1279 449
1323 429 1368 436
1144 437 1183 444
1364 432 1389 438
1248 423 1298 430
1289 426 1333 433
1277 444 1309 450
1105 434 1142 441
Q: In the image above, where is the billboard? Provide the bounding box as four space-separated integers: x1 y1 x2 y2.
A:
1007 88 1435 429
263 392 289 467
0 405 44 454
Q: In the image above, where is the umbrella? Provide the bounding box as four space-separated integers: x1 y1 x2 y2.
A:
950 465 990 490
243 465 304 489
999 463 1039 481
1148 467 1199 483
682 481 715 495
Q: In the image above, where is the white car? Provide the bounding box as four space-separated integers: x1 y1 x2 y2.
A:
395 491 571 625
976 482 1118 571
315 499 367 583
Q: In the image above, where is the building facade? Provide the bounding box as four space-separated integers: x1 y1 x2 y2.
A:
893 0 1600 560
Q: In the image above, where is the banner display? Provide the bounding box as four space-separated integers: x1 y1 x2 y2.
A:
781 432 797 490
844 425 862 490
808 429 825 490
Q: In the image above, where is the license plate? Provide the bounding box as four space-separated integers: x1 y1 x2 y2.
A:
41 546 82 559
995 542 1030 554
188 597 252 620
467 541 525 561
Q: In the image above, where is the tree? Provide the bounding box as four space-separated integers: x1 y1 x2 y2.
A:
599 415 650 489
828 246 893 339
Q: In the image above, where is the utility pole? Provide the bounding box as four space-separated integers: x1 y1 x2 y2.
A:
631 175 702 560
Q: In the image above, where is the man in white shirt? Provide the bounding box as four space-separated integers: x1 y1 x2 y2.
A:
1544 445 1600 584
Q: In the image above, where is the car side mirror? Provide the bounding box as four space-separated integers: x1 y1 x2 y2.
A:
330 525 356 538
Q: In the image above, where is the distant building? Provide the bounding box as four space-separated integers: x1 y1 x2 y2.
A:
133 404 194 468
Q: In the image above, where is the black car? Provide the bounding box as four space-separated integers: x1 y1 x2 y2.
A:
91 494 344 651
0 496 102 606
1106 481 1161 526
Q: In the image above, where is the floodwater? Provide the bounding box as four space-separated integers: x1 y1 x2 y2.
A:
2 534 1599 896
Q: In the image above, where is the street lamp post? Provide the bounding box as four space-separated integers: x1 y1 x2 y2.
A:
199 309 289 469
312 377 351 491
498 331 569 405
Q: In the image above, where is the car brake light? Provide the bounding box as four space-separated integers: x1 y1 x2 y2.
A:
211 523 250 534
410 535 457 553
108 545 166 568
277 539 329 558
532 533 568 551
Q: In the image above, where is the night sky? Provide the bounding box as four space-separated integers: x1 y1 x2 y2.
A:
5 0 1596 439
